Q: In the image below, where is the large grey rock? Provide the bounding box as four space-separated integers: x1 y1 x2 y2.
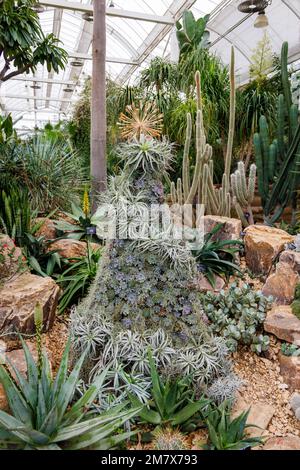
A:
0 272 59 334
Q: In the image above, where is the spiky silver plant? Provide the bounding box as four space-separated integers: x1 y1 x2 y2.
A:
117 135 174 177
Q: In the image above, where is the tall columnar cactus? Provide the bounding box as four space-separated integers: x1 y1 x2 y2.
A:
171 47 237 220
253 41 300 225
231 162 256 226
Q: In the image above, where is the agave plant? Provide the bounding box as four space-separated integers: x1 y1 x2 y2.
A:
129 350 210 431
204 400 263 450
192 223 243 287
0 337 140 450
118 101 163 141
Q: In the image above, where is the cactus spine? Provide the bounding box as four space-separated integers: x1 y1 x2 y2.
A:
253 41 300 225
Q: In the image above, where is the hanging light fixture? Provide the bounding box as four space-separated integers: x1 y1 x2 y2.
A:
82 12 93 22
237 1 272 28
63 85 74 93
109 0 115 7
70 59 84 67
254 10 269 28
32 2 45 13
30 82 41 90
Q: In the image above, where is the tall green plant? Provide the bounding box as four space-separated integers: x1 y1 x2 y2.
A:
253 42 300 224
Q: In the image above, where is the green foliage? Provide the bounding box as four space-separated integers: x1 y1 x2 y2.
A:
23 233 63 278
57 243 102 313
203 283 272 353
176 11 210 55
192 223 243 287
153 427 188 450
0 136 85 212
129 351 209 431
0 336 140 450
281 342 300 357
0 185 33 246
0 114 15 143
205 400 263 450
291 283 300 319
253 42 300 224
54 202 98 242
0 0 67 82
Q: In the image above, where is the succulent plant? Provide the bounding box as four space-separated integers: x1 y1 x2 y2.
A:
202 283 272 353
153 427 189 450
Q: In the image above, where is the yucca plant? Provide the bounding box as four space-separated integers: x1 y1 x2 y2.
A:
0 335 140 450
129 350 209 431
192 223 243 287
204 400 263 450
0 136 85 212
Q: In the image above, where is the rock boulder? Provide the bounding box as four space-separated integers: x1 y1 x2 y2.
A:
263 436 300 450
279 354 300 390
0 272 59 334
0 234 26 282
200 215 242 241
34 217 57 240
244 225 294 275
264 305 300 345
262 263 299 305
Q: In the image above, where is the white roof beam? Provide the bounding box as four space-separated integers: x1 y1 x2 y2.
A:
1 95 73 103
39 1 174 24
10 77 76 85
68 51 138 65
59 17 93 113
116 0 197 84
46 8 63 107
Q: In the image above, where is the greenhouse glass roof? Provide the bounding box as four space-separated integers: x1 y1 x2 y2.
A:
1 0 300 132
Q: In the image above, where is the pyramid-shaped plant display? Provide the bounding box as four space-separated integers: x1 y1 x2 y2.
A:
71 135 236 408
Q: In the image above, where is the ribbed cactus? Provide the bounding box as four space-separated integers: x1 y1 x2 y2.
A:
153 427 189 450
231 162 256 226
171 47 237 220
253 41 300 225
